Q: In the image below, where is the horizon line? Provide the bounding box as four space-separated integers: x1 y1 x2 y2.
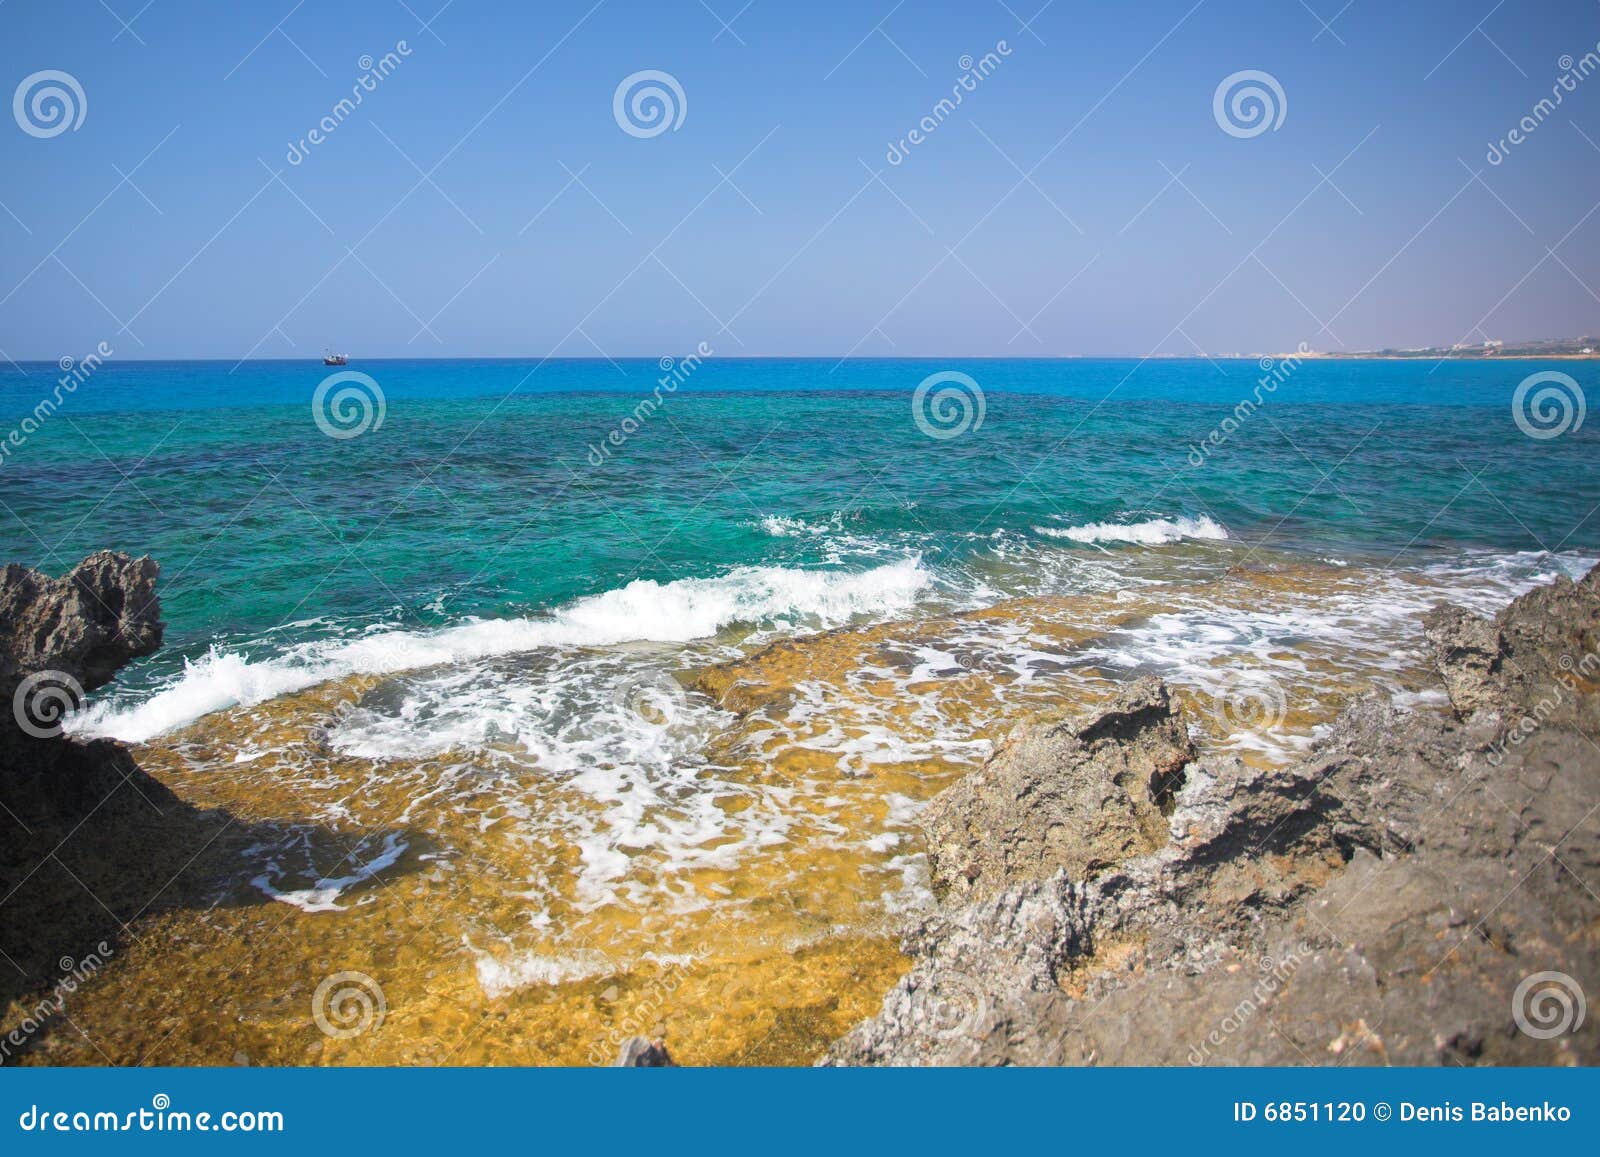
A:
6 351 1596 367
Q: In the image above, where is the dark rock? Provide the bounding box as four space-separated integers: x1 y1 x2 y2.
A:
1426 566 1600 733
0 551 163 707
615 1037 674 1066
1423 604 1500 715
919 677 1194 900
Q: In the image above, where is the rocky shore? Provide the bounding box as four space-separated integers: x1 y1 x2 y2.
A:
826 568 1600 1065
4 552 1596 1066
0 554 410 1057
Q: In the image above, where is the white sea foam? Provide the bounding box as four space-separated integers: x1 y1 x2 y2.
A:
1068 549 1595 759
249 830 408 913
72 558 930 743
468 942 615 998
1035 514 1230 545
759 514 825 537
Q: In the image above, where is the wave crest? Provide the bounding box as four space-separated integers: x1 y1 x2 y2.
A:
1035 514 1230 546
72 559 930 743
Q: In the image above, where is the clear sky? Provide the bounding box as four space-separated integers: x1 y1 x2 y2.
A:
1 0 1597 360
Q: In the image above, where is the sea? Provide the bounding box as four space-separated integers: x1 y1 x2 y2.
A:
1 355 1595 1063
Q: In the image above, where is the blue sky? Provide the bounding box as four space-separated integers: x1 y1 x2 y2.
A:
1 0 1597 359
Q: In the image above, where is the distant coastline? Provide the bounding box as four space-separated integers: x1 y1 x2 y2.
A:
1302 335 1599 360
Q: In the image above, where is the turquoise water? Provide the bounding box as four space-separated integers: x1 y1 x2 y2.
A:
0 356 1595 734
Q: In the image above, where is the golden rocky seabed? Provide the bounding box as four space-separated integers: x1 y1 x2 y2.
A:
13 557 1473 1066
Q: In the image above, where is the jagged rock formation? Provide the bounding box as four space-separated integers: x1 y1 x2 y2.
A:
0 551 163 712
0 553 173 810
825 568 1600 1066
921 677 1192 900
1421 603 1501 715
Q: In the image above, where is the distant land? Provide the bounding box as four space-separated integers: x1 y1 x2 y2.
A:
1308 335 1599 360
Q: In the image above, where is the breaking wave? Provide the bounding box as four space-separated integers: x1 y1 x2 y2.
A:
1035 514 1230 545
72 559 930 743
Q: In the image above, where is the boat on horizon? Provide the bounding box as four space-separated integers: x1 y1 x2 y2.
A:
322 348 348 367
